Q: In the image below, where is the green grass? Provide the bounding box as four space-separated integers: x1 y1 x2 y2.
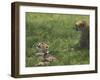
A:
26 12 89 67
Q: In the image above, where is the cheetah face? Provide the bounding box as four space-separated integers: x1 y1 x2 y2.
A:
75 20 86 31
36 42 49 53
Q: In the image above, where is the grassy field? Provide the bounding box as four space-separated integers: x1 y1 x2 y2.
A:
26 12 89 67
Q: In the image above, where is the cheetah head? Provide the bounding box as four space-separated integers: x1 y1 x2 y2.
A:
36 42 49 53
75 20 87 31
